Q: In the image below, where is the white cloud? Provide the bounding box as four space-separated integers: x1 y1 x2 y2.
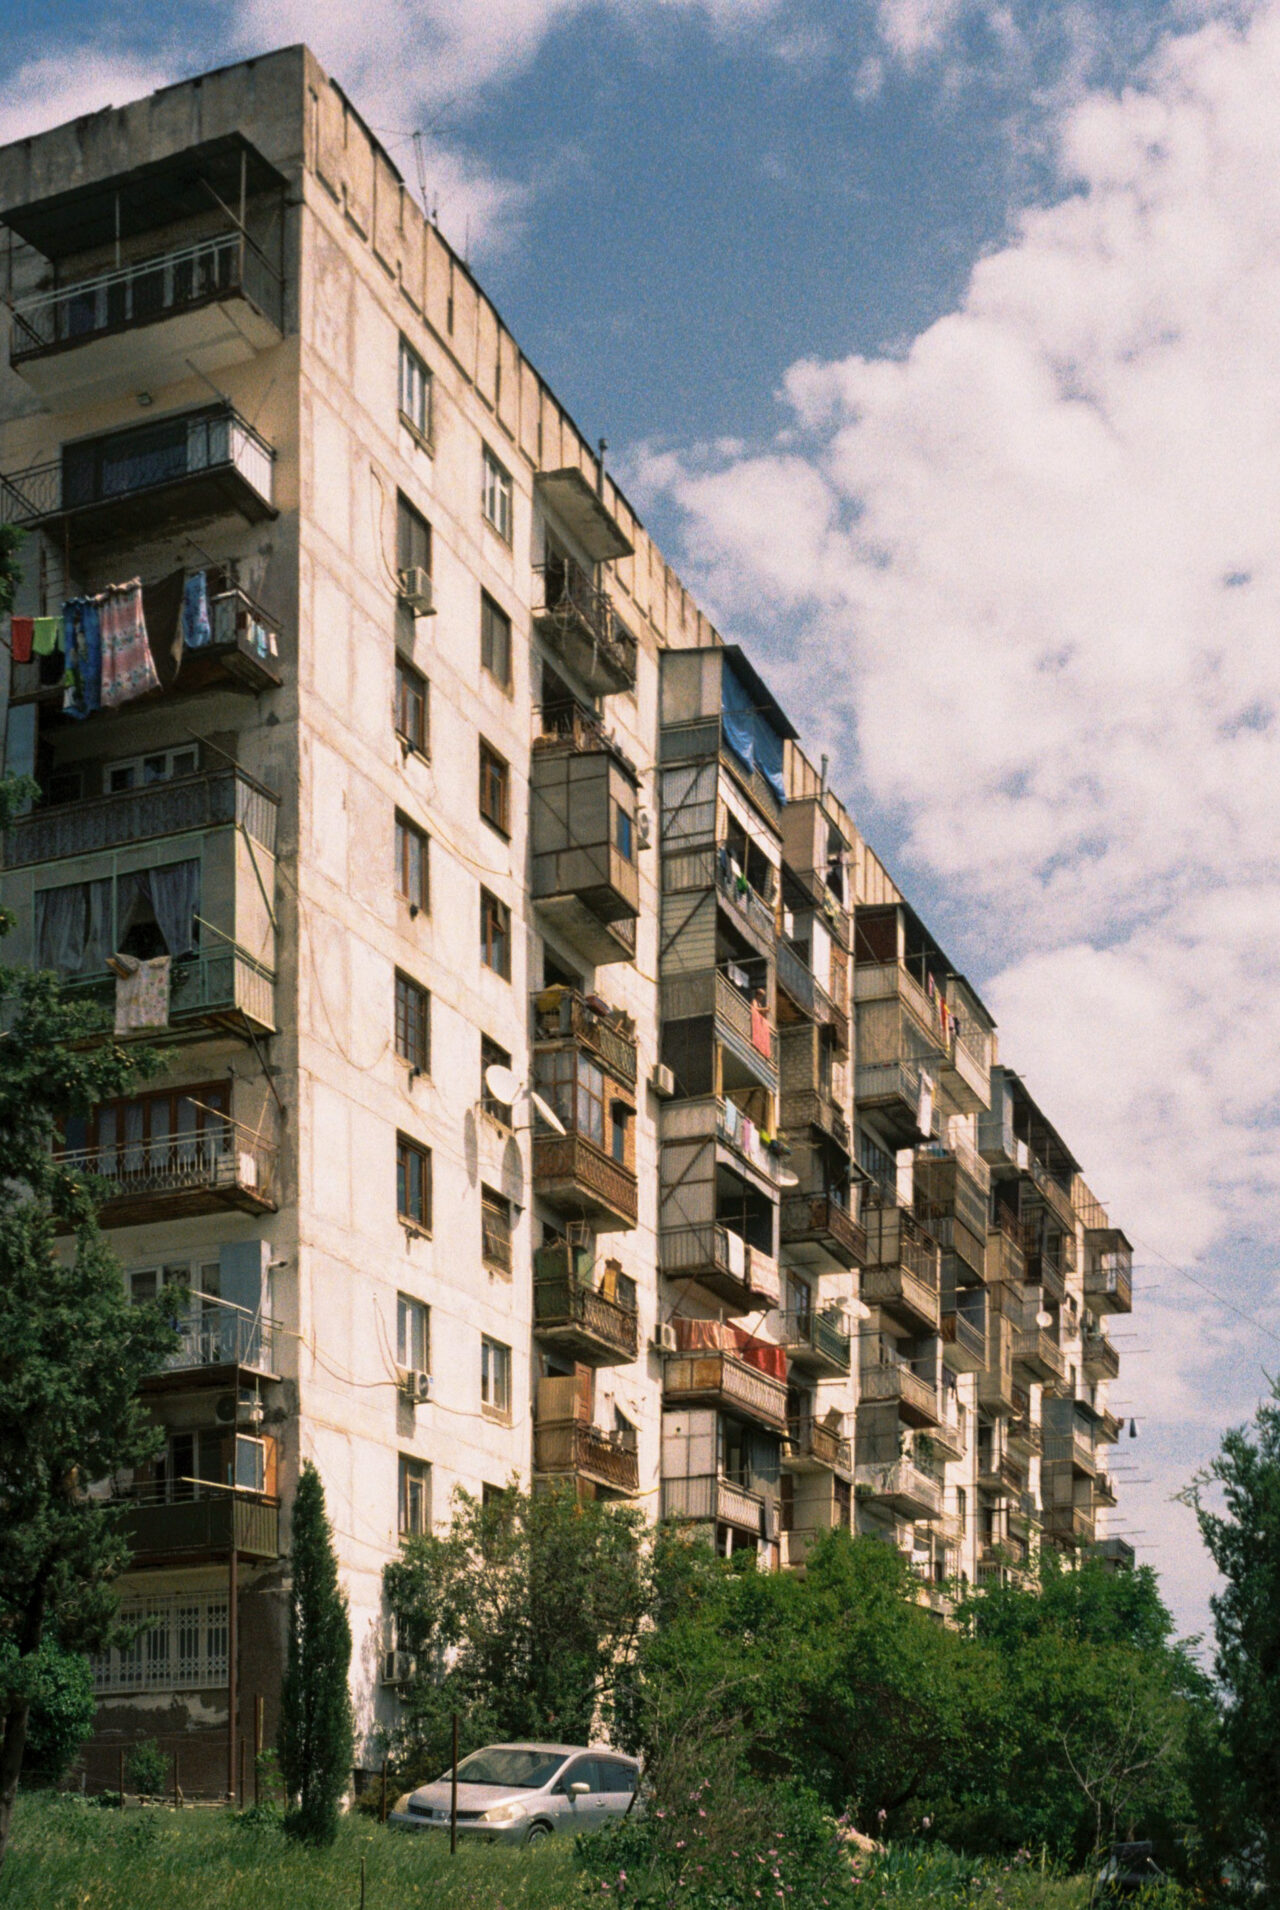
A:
0 51 174 148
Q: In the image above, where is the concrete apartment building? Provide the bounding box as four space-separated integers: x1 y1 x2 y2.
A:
0 46 1133 1796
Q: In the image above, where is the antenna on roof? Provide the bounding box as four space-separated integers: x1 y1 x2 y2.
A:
411 130 429 218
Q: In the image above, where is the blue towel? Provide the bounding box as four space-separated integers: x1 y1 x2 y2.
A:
182 570 211 648
62 598 102 720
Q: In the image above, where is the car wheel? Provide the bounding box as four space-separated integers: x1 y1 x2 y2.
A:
524 1823 552 1845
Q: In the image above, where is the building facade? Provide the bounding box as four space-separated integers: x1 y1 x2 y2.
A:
0 46 1131 1796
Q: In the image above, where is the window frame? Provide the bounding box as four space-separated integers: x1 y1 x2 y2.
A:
480 1035 513 1126
480 1335 512 1419
398 1454 432 1538
395 811 430 915
396 1293 430 1374
481 445 513 544
394 971 431 1075
396 1132 432 1233
481 1185 513 1274
398 336 433 446
480 590 512 690
396 491 433 578
395 654 430 758
480 887 512 980
478 738 510 837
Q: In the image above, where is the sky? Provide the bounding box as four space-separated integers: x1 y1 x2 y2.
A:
8 0 1280 1644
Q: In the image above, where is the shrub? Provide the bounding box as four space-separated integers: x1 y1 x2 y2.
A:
2 1641 96 1788
124 1740 168 1798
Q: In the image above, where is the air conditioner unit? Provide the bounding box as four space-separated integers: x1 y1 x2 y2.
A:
398 1368 432 1403
651 1322 678 1355
397 566 436 616
636 808 653 850
380 1649 416 1687
650 1062 676 1098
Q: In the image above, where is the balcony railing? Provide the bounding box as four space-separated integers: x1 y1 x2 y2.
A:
776 1306 852 1375
715 851 778 949
861 1259 941 1335
658 1224 780 1310
1082 1327 1121 1381
1 404 275 537
60 943 276 1037
986 1220 1027 1289
854 1058 937 1139
4 764 278 868
784 1416 851 1474
661 1474 764 1534
158 1296 275 1377
1044 1424 1098 1474
114 1486 280 1562
660 967 778 1082
533 1420 639 1494
532 1244 639 1366
977 1453 1027 1498
778 1192 865 1270
531 987 638 1085
663 1349 789 1430
1026 1159 1077 1235
54 1122 277 1226
532 1132 638 1231
776 938 840 1033
941 1307 987 1371
858 1360 939 1425
779 1087 851 1154
854 1457 943 1520
1043 1502 1094 1545
1084 1231 1134 1315
10 233 283 363
533 557 637 695
853 960 949 1052
1013 1325 1066 1388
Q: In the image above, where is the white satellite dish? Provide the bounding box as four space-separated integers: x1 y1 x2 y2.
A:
776 1167 800 1188
1035 1309 1054 1330
484 1064 519 1105
529 1089 567 1137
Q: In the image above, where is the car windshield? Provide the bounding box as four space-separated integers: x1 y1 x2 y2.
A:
448 1749 569 1790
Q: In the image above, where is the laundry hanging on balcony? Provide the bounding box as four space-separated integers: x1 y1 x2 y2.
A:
181 569 212 648
110 953 171 1033
62 597 102 719
749 992 771 1056
99 579 161 708
8 616 33 663
33 615 61 656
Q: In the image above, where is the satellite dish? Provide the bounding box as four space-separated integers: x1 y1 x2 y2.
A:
1035 1310 1054 1330
484 1064 519 1105
529 1089 567 1137
776 1168 800 1188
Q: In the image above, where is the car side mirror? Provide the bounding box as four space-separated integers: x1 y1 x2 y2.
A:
569 1782 590 1798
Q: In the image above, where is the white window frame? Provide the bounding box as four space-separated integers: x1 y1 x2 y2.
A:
399 1454 432 1537
481 445 513 543
397 1293 430 1372
399 336 433 444
105 743 200 793
481 1335 512 1417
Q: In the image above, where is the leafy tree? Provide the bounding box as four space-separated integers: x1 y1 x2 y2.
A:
1189 1379 1280 1897
278 1461 353 1844
0 767 177 1872
0 1638 95 1786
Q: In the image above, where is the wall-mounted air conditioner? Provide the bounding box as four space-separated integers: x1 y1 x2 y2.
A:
650 1062 676 1098
398 1367 432 1403
380 1649 416 1687
397 567 436 616
651 1322 678 1355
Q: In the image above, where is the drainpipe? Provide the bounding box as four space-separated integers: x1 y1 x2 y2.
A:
227 1542 239 1799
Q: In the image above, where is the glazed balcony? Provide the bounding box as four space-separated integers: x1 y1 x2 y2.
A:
532 986 638 1086
776 1306 852 1377
533 1418 640 1495
114 1485 279 1564
784 1415 851 1476
1084 1229 1134 1315
1013 1324 1066 1390
853 1456 943 1521
9 232 283 405
858 1358 940 1428
533 556 637 696
531 713 640 966
779 1191 865 1271
532 1241 639 1367
914 1138 990 1284
54 1117 277 1230
940 1303 987 1374
659 1224 780 1312
860 1205 941 1334
1082 1326 1121 1382
662 1349 788 1432
0 403 275 551
661 1473 764 1536
4 763 277 869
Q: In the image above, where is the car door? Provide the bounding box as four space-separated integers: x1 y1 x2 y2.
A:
594 1756 639 1825
556 1756 606 1826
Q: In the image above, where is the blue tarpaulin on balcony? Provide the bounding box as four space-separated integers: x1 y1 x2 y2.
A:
721 655 787 800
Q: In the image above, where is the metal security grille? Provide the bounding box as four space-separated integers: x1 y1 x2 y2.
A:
90 1594 229 1694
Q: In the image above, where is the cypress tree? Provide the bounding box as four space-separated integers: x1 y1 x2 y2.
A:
278 1461 353 1844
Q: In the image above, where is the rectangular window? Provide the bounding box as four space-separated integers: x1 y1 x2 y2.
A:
395 812 430 914
396 1134 432 1231
395 656 429 756
480 888 511 979
398 337 433 443
481 1035 513 1125
481 445 513 542
396 1294 430 1373
480 591 512 688
399 1455 432 1537
396 492 432 577
90 1593 229 1695
613 803 634 862
479 740 510 836
106 744 199 793
394 972 430 1074
481 1186 513 1273
481 1336 512 1418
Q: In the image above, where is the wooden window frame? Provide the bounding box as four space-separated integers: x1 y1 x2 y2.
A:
396 1293 430 1373
396 492 433 577
395 811 430 914
395 655 430 757
396 1133 432 1232
398 337 433 446
481 445 513 543
481 1185 513 1274
394 972 431 1074
480 1335 512 1418
398 1454 432 1537
478 739 510 837
480 590 512 689
480 888 512 980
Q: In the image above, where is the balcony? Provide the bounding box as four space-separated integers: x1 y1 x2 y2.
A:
986 1219 1027 1289
533 556 637 696
1093 1472 1118 1509
659 1224 780 1312
858 1359 940 1428
914 1140 990 1284
60 943 275 1040
116 1487 279 1564
1008 1397 1043 1455
854 1456 943 1521
1043 1502 1094 1547
54 1119 277 1229
776 1307 852 1377
784 1416 851 1476
977 1316 1016 1414
940 979 993 1114
661 967 779 1092
1044 1424 1098 1476
779 1086 851 1156
853 960 949 1052
10 232 283 405
532 1132 637 1232
860 1205 941 1334
854 1057 937 1147
976 1453 1027 1499
150 1297 277 1386
531 715 640 965
532 1241 639 1367
1025 1159 1077 1236
1013 1324 1066 1390
927 1414 965 1464
1095 1409 1122 1445
1084 1229 1134 1315
662 1349 789 1432
714 848 779 957
1095 1535 1135 1572
776 938 846 1048
1082 1327 1121 1382
661 1473 764 1536
532 986 638 1086
661 1093 786 1193
779 1192 865 1272
941 1305 987 1374
533 1418 640 1496
4 763 277 869
1 404 275 552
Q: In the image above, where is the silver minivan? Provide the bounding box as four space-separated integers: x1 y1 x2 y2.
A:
388 1741 642 1846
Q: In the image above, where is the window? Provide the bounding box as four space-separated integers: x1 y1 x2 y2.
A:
480 888 511 979
481 445 513 542
395 812 430 914
395 656 429 756
396 492 432 577
481 1336 512 1418
956 1485 967 1533
481 1035 513 1124
396 1294 430 1373
534 1048 613 1150
399 1455 432 1537
614 803 634 862
105 744 199 794
91 1593 229 1695
481 1186 513 1273
479 740 510 836
396 1134 432 1231
394 972 430 1074
480 591 512 688
398 337 433 443
63 1082 229 1180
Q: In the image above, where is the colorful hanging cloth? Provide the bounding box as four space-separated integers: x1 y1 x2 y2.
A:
32 615 61 656
62 598 102 720
182 571 212 649
9 616 33 664
99 579 160 709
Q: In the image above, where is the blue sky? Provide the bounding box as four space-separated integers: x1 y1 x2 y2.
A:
8 0 1280 1643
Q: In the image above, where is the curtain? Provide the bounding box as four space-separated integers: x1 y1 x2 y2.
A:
147 860 201 960
84 877 112 974
34 883 88 971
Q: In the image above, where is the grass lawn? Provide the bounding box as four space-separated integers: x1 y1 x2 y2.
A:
0 1794 1137 1910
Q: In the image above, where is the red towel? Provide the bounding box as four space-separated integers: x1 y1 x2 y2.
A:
750 999 771 1056
10 616 33 663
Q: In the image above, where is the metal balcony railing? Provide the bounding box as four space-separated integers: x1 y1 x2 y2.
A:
785 1416 851 1474
531 986 638 1085
54 1122 277 1211
776 1307 852 1373
661 1474 763 1533
854 1457 943 1519
859 1359 939 1422
160 1296 275 1376
60 943 275 1035
778 1192 865 1269
10 233 283 361
532 1267 639 1364
4 764 278 867
533 1420 639 1493
1082 1327 1121 1380
533 557 637 691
